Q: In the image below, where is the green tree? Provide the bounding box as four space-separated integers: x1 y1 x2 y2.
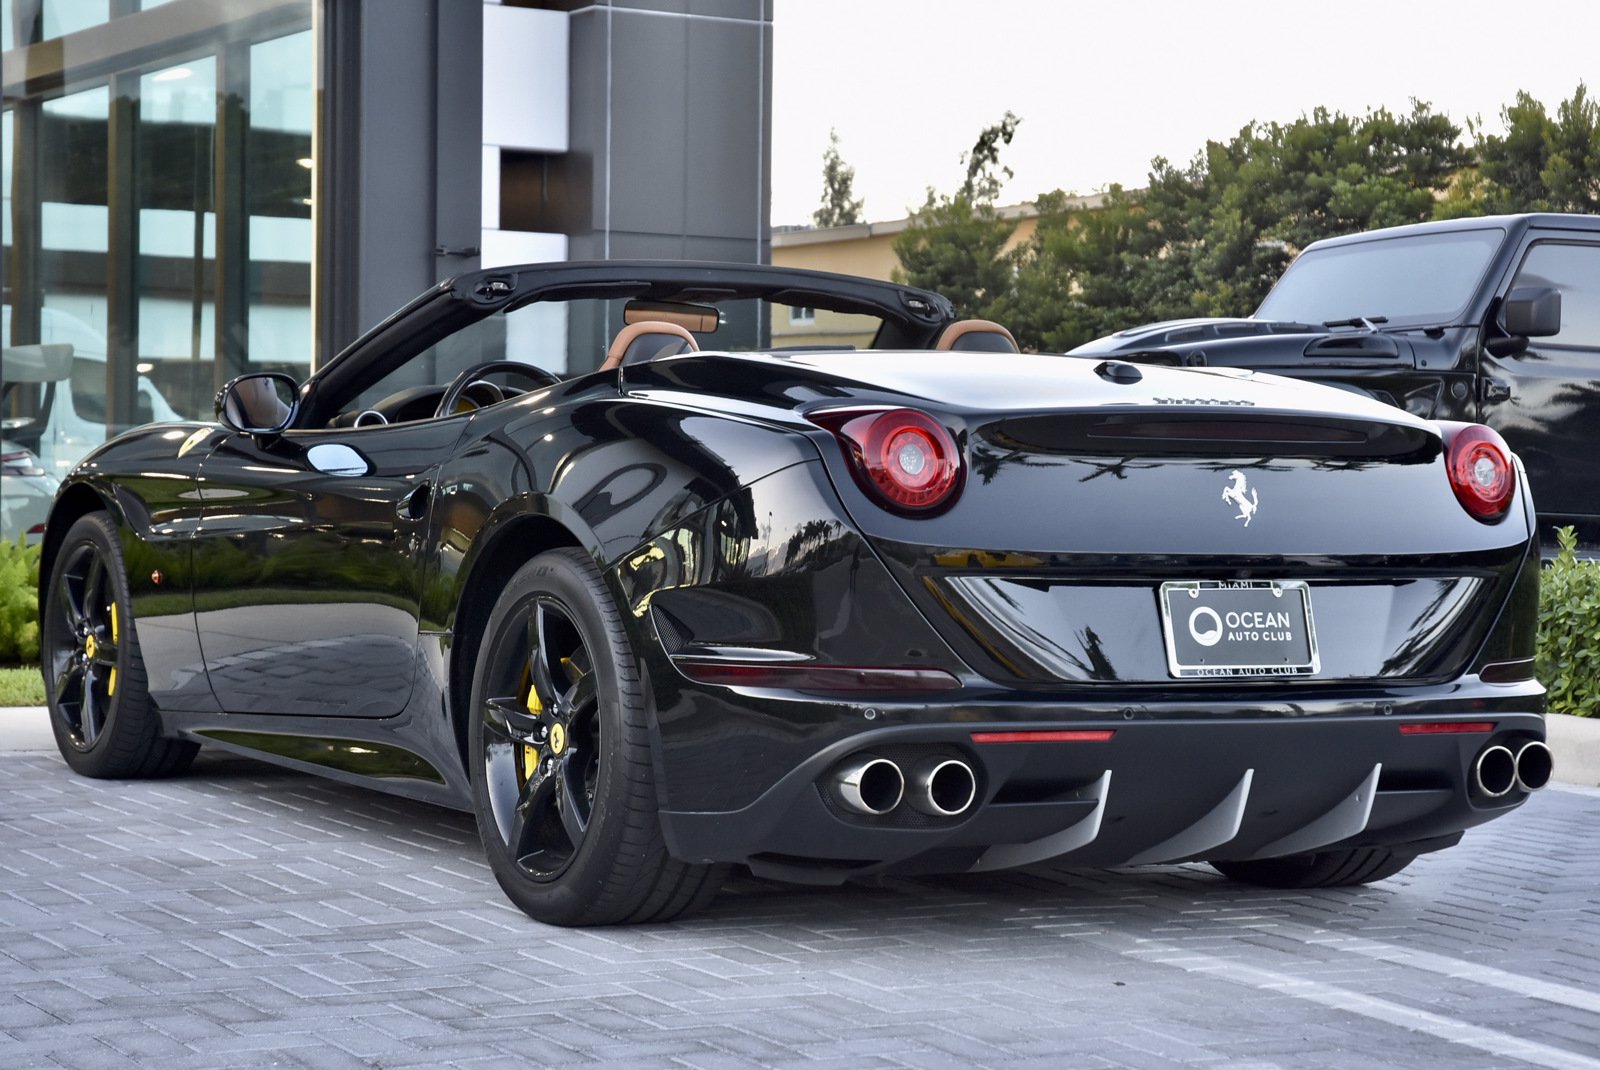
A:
1002 102 1470 351
1472 83 1600 213
813 128 865 228
892 114 1021 322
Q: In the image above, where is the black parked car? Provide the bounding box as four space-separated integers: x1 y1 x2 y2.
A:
40 261 1548 926
1071 213 1600 549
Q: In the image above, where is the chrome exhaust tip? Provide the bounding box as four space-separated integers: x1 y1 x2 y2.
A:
834 756 904 816
1514 740 1554 793
907 758 978 817
1473 744 1517 798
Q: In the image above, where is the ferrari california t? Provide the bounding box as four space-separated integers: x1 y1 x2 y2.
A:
38 261 1549 926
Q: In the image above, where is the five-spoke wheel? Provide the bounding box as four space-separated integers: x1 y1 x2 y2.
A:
41 513 197 778
468 548 724 926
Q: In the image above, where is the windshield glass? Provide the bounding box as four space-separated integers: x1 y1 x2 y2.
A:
1255 227 1504 328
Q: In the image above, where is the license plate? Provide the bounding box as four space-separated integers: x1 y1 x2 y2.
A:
1159 580 1319 678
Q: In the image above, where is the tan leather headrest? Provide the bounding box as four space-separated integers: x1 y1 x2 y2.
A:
935 319 1019 352
600 321 699 372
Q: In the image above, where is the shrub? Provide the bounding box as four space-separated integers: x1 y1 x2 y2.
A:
1538 526 1600 717
0 535 42 664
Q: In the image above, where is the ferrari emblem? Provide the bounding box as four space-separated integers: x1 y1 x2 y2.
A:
1221 469 1259 526
549 723 567 756
84 634 98 659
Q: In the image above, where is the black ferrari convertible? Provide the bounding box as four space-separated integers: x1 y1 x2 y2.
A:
38 261 1549 926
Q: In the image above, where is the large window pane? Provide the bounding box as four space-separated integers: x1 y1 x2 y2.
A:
137 57 218 421
247 29 314 377
0 86 112 484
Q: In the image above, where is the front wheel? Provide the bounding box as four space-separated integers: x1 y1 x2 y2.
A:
41 513 198 778
1208 846 1417 889
467 548 724 926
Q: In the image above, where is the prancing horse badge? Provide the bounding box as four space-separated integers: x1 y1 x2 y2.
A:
1222 470 1259 526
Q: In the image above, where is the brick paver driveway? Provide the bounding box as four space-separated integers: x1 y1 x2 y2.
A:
3 750 1598 1069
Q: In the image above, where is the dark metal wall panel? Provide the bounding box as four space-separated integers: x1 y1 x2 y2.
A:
319 0 483 358
562 0 769 266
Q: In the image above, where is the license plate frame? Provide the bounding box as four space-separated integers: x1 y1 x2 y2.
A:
1159 580 1319 679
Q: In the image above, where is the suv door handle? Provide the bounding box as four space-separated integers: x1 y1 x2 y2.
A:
1481 378 1512 403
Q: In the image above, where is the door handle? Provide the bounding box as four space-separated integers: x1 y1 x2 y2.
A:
398 482 430 520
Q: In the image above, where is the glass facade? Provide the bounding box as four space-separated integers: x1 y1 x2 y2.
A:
2 0 314 537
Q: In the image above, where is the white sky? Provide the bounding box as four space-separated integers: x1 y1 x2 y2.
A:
770 0 1599 227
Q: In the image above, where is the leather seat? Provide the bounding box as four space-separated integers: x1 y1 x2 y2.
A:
600 321 699 371
934 319 1019 353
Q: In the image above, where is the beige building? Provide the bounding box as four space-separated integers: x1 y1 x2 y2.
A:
769 194 1107 348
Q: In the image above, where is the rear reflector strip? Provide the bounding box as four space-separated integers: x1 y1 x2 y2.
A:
673 660 961 692
970 730 1117 744
1398 721 1497 735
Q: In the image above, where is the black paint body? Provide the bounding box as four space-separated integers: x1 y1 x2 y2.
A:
42 261 1546 884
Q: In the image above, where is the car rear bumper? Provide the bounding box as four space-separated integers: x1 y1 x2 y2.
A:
656 697 1545 883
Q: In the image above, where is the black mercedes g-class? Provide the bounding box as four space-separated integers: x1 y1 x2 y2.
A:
1071 213 1600 548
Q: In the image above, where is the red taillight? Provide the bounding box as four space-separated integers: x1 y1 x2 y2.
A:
810 407 963 514
1440 423 1514 522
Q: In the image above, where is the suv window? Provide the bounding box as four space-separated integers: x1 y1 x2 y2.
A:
1255 228 1504 328
1511 242 1600 349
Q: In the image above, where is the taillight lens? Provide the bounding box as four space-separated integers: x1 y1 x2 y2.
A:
811 408 963 514
1440 423 1515 522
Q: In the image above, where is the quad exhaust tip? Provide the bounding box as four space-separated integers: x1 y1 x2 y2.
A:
1514 740 1553 793
1473 744 1517 798
834 755 905 816
908 758 978 817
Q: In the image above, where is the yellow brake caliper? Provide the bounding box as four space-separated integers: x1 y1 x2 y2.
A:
522 669 543 779
107 603 118 696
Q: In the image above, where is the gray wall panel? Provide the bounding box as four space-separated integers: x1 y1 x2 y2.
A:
684 17 763 241
558 1 769 265
606 11 690 234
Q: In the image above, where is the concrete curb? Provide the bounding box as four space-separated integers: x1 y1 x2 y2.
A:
5 705 1599 785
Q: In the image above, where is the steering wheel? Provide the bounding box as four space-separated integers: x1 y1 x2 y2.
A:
434 360 564 419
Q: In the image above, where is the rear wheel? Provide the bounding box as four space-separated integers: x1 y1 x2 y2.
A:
41 513 198 778
467 548 724 926
1209 846 1417 889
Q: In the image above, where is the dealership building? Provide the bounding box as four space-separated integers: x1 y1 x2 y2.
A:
1 0 772 488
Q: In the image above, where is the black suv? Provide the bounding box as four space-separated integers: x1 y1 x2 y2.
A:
1071 213 1600 548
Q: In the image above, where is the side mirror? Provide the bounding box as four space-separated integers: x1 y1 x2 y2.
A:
1501 286 1562 338
216 373 298 436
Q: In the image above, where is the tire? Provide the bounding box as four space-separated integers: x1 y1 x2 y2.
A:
1208 846 1418 889
467 548 725 926
40 513 199 779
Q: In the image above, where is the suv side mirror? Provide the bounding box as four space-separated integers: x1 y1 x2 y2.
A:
216 373 298 436
1501 286 1562 338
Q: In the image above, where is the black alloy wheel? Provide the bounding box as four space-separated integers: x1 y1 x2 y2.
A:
468 548 724 926
42 513 198 778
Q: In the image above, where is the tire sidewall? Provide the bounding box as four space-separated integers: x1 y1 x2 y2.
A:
467 549 651 924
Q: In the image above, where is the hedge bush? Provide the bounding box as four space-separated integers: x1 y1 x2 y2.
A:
0 535 42 664
1538 526 1600 717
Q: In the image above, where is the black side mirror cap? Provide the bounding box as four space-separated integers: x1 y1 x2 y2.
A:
1501 286 1562 338
216 373 299 437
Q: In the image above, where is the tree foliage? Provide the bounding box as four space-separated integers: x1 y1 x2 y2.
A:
890 87 1599 352
892 114 1021 323
813 128 865 228
1471 83 1600 214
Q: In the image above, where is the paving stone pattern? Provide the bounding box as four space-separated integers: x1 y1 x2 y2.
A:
2 749 1598 1070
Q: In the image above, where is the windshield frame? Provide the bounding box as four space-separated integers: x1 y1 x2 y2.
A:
1255 226 1506 330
